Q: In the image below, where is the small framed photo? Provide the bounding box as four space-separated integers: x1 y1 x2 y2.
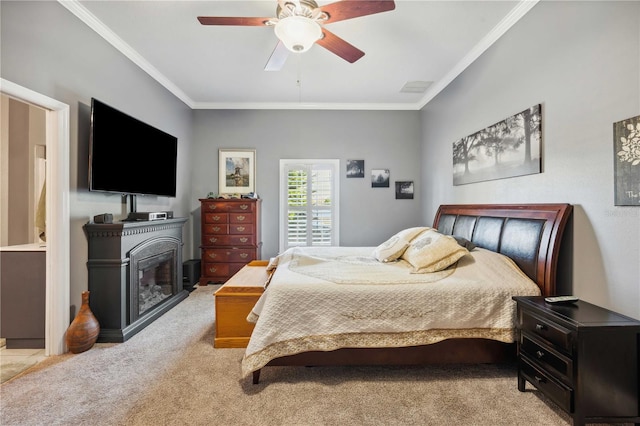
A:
395 181 414 199
218 149 256 195
347 160 365 178
371 169 390 188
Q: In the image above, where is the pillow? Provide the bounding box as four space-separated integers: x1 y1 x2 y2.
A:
401 229 469 273
453 236 476 251
373 227 430 262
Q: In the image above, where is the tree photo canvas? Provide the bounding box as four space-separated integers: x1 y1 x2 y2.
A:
453 104 542 185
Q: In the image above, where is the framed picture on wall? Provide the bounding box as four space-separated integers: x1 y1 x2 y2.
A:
347 160 365 178
371 169 390 188
395 181 414 199
218 149 256 195
614 115 640 206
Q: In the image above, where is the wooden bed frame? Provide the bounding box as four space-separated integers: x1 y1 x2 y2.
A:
252 203 573 384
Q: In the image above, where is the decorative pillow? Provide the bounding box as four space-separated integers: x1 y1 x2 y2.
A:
401 229 469 273
453 236 477 251
373 227 430 262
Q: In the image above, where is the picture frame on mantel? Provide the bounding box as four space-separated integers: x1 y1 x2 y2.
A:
219 149 256 195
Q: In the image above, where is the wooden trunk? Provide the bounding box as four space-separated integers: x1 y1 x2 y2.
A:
214 260 268 348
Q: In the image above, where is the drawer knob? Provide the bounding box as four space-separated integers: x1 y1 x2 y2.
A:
535 323 547 331
536 350 545 359
240 204 248 210
534 375 546 384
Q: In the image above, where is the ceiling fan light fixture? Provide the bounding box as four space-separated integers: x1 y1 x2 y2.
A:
274 16 322 53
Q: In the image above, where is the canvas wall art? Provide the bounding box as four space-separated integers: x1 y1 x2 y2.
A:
453 104 542 185
346 160 364 178
614 114 640 206
371 169 390 188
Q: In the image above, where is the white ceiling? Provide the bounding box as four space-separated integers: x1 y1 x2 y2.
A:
62 0 538 110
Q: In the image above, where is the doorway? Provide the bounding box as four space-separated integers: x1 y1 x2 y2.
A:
1 79 71 357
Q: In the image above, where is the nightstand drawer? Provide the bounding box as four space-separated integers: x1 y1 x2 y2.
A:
521 310 572 353
520 357 573 413
521 334 573 383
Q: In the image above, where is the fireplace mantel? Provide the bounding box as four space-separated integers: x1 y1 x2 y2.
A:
84 218 188 342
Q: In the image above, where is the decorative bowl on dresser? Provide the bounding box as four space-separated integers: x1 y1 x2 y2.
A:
513 296 640 426
199 198 261 285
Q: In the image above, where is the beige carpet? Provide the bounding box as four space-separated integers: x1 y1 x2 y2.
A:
0 285 578 425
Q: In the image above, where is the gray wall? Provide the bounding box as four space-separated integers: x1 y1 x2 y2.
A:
2 0 638 321
421 1 640 318
191 109 423 259
1 1 194 312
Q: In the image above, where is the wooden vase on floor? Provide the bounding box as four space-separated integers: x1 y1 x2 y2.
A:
66 290 100 354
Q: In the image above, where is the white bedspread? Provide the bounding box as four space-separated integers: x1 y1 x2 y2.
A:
241 246 541 377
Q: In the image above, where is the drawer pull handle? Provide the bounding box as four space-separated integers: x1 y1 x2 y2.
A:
209 267 217 273
237 215 246 221
536 350 545 359
212 215 220 221
208 253 217 259
534 375 546 384
240 237 248 243
240 253 248 258
237 226 246 232
208 205 217 210
535 323 547 331
212 226 220 232
209 237 218 243
240 205 248 210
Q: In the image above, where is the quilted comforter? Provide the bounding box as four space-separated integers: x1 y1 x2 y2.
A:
241 246 541 377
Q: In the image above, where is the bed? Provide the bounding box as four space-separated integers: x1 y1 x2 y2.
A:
244 203 573 384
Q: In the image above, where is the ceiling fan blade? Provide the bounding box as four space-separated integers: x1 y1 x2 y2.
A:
197 16 272 26
316 29 364 63
320 0 395 24
264 41 290 71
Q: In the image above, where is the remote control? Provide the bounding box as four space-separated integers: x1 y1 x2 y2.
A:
545 295 579 304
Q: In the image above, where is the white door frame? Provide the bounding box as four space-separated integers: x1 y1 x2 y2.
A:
1 79 70 356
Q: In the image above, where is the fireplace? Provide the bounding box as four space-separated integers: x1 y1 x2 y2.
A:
84 218 188 342
130 237 180 322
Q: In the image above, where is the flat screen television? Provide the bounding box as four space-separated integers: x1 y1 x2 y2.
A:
89 98 178 198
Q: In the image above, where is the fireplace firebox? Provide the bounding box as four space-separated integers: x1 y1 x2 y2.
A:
84 218 188 342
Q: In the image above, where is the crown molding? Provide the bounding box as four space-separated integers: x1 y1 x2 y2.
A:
57 0 195 108
59 0 538 111
418 0 539 109
191 101 421 111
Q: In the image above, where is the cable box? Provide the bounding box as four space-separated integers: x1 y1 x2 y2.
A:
126 212 167 221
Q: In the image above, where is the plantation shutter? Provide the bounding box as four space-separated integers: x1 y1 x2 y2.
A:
279 160 339 252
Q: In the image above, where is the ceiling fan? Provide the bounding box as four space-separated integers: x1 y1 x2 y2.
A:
198 0 396 71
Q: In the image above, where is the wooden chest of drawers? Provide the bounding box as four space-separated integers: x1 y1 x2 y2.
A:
513 296 640 426
199 198 261 284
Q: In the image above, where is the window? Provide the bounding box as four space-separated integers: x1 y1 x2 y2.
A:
279 159 340 252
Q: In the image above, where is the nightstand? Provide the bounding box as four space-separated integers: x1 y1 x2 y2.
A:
512 296 640 426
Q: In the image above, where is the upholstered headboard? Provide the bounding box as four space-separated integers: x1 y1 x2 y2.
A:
433 204 572 297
